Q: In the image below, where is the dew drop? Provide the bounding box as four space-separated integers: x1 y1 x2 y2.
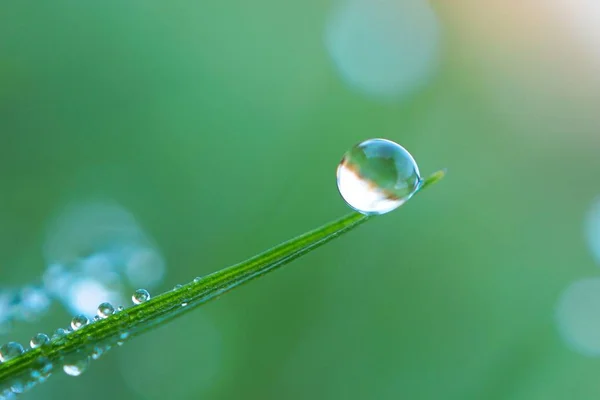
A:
52 328 67 340
97 302 115 319
62 354 90 377
9 381 23 394
181 302 188 307
0 342 24 362
70 315 89 331
193 277 202 283
90 347 103 360
29 334 50 349
337 138 421 215
38 357 53 378
117 306 124 312
174 284 183 290
132 289 150 304
62 351 90 377
0 389 16 400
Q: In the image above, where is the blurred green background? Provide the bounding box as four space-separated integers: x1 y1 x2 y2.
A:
2 0 600 399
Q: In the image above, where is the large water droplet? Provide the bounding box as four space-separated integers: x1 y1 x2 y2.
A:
62 354 90 377
97 302 115 319
70 315 89 331
0 342 24 362
337 138 421 215
29 334 50 349
132 289 150 304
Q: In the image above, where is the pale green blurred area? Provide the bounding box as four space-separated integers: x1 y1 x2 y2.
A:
2 1 600 399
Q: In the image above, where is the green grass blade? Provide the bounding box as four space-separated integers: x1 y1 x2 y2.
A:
0 170 445 392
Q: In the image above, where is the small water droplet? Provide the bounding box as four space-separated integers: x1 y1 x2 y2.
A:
62 354 90 377
117 306 124 312
337 138 421 215
97 302 115 319
9 381 23 394
70 315 89 331
131 289 150 304
0 342 24 362
37 357 53 378
90 345 109 360
181 302 188 307
10 380 25 394
52 328 67 340
1 389 16 400
29 334 49 349
193 277 202 283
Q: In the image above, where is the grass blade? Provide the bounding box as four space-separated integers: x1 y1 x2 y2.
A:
0 170 444 392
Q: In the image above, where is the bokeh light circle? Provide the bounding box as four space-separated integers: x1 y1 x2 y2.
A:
325 0 440 99
556 277 600 356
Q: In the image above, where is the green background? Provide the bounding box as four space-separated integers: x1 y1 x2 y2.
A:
1 1 600 399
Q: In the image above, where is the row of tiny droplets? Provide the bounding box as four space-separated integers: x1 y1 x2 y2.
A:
0 288 153 399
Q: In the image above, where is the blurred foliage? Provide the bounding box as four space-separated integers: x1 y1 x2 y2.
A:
1 1 600 399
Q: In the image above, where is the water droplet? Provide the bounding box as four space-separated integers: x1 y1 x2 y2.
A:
10 379 25 394
181 302 188 307
9 381 23 394
173 284 183 290
93 316 100 321
117 306 124 312
193 277 202 283
0 342 24 362
37 357 53 378
97 302 115 319
62 354 90 377
132 289 150 304
90 346 103 360
29 334 49 349
0 389 16 400
70 315 89 331
337 138 421 215
52 328 67 340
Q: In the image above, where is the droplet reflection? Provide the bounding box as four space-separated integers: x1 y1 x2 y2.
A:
337 139 421 215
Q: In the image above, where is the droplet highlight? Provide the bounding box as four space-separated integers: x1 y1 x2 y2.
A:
62 354 90 377
0 342 24 362
97 302 115 319
29 334 50 349
52 328 67 340
70 315 89 331
337 138 421 215
132 289 150 304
